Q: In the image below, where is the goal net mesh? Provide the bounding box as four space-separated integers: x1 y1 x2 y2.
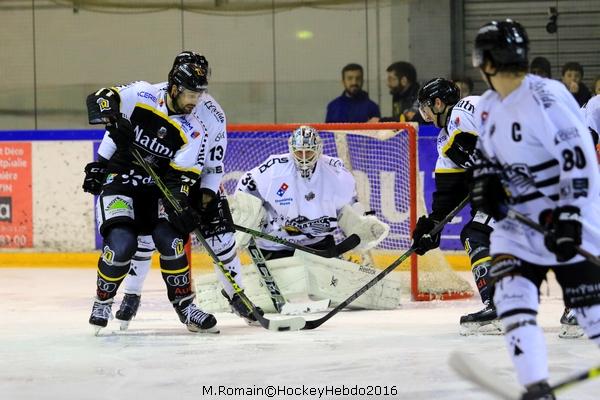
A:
192 122 472 301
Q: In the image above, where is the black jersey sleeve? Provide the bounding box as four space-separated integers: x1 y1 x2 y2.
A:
430 171 469 222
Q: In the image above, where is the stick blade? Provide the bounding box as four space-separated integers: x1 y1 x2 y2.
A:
263 315 306 331
448 351 521 400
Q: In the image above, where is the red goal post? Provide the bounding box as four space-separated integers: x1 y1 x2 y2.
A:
189 122 473 302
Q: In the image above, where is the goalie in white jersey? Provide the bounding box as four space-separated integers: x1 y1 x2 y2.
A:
228 126 393 310
233 125 388 259
413 78 500 335
470 19 600 399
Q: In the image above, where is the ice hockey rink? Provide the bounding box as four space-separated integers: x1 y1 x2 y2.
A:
1 268 598 400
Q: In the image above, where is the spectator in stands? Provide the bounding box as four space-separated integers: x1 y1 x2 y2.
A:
593 75 600 95
325 63 380 123
371 61 422 123
530 56 552 78
561 61 592 106
452 76 474 98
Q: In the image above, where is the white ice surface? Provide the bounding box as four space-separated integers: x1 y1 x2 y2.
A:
0 268 598 400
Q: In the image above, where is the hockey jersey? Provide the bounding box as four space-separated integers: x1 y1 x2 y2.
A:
430 96 480 222
97 81 226 193
475 74 600 265
236 154 357 251
584 94 600 138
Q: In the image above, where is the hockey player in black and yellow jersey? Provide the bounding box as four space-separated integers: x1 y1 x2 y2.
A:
85 60 222 334
411 78 500 335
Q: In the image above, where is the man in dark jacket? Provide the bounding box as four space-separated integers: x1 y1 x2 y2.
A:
325 63 380 123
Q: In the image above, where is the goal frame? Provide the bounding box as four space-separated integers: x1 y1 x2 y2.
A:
189 122 472 301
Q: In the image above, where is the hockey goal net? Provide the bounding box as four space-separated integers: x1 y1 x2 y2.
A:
192 122 472 301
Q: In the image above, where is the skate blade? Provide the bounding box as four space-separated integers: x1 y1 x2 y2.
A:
558 324 584 339
91 325 104 336
117 319 131 331
186 325 220 334
459 320 503 336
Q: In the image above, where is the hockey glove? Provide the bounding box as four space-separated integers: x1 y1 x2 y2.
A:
469 162 508 221
164 200 202 236
541 206 582 262
411 215 441 256
82 161 108 195
107 118 135 150
86 88 120 125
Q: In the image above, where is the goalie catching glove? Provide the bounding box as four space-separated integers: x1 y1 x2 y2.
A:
338 203 389 251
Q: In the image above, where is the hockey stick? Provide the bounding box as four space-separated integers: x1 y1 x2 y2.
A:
131 149 305 331
502 206 600 267
247 237 330 315
301 196 470 330
524 364 600 400
247 237 286 311
234 223 360 258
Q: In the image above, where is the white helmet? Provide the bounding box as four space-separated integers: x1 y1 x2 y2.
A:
288 125 323 178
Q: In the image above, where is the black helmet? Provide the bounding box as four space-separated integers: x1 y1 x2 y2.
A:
418 78 460 107
472 19 529 70
168 63 208 93
171 51 210 80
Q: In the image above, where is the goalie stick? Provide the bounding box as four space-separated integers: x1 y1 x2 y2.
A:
301 196 470 330
501 206 600 267
131 149 305 332
234 223 360 258
247 237 330 315
449 351 600 400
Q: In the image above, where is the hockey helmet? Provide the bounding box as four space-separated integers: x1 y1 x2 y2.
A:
288 125 323 178
472 19 529 70
418 78 460 108
168 62 208 93
418 78 460 127
171 51 211 80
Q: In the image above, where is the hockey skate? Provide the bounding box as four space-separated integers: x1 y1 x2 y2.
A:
558 308 584 339
222 289 263 326
459 302 502 336
89 298 114 335
522 381 556 400
173 299 219 334
115 293 141 331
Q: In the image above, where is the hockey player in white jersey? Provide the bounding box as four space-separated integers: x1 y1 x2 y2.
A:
234 125 388 258
584 94 600 146
230 126 392 309
413 78 500 335
470 19 600 399
83 52 257 329
558 95 600 338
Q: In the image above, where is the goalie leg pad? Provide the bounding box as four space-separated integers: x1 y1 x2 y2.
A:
297 251 401 310
494 275 548 387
